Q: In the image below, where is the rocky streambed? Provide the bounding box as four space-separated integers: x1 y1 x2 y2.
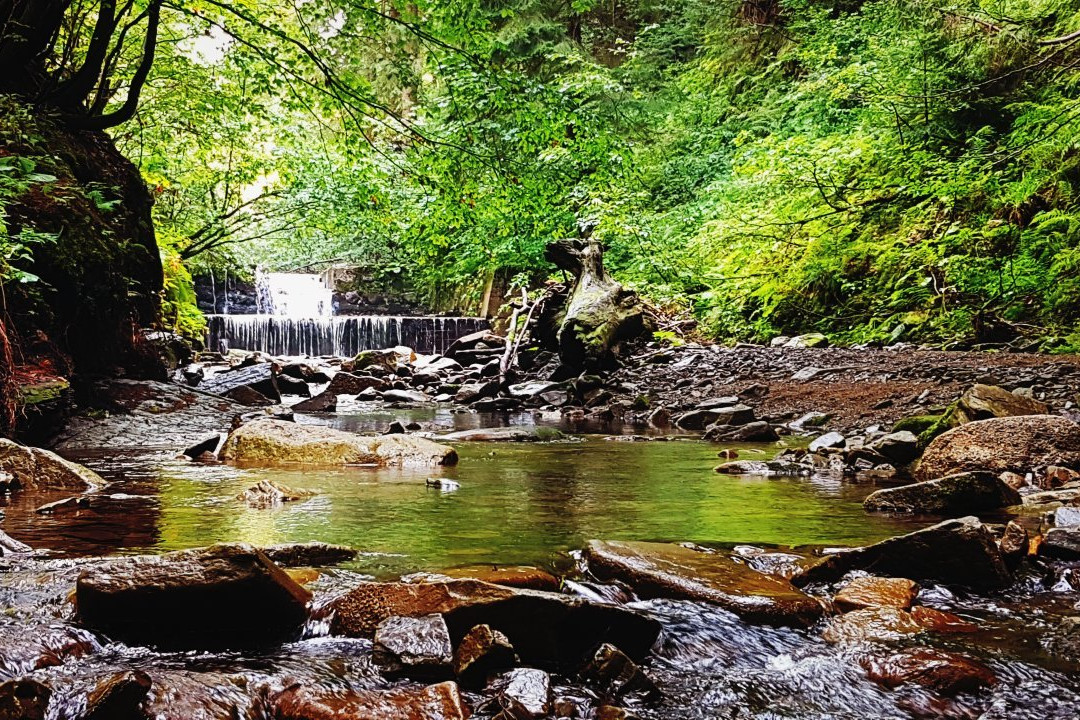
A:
1 340 1080 718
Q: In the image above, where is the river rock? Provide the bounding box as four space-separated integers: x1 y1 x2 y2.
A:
833 577 919 612
275 374 311 398
351 349 400 372
862 471 1021 515
808 432 845 452
225 385 275 406
261 541 358 566
823 606 975 644
0 620 99 676
676 405 754 431
198 363 280 402
328 579 660 668
792 516 1011 590
714 460 810 476
704 421 779 442
439 427 562 443
916 415 1080 481
1054 506 1080 527
1039 527 1080 560
508 381 561 399
383 389 433 404
868 431 919 465
220 418 457 467
454 624 518 688
273 681 469 720
0 438 105 491
438 566 560 592
374 614 454 678
291 390 339 413
0 679 50 720
493 668 551 719
859 648 995 696
237 479 313 508
998 520 1029 568
785 333 829 348
955 383 1048 423
76 543 312 650
84 670 153 720
584 540 822 627
580 643 657 700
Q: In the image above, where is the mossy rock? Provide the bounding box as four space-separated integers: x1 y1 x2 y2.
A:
892 415 942 436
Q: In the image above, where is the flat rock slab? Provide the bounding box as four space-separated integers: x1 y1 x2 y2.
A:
0 438 104 491
584 540 823 628
859 648 995 696
273 681 469 720
53 380 247 452
438 427 563 443
863 471 1021 515
76 543 311 650
329 579 660 669
220 418 458 467
792 516 1011 591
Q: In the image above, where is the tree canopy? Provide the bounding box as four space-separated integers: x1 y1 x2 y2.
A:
2 0 1080 346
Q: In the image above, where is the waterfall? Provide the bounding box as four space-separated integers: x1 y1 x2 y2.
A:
207 315 489 356
254 270 333 317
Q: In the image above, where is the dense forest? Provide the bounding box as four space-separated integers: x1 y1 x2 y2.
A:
3 0 1080 361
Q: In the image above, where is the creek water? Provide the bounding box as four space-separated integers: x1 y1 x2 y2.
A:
1 409 1079 718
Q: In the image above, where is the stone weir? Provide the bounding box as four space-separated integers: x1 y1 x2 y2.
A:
206 314 489 356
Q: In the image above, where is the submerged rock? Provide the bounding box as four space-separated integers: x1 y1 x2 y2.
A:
374 614 453 678
438 427 563 443
76 543 311 650
437 566 560 592
823 606 976 644
0 437 105 491
859 648 995 696
454 624 518 688
329 579 660 668
792 516 1011 591
273 681 469 720
917 415 1080 481
220 418 458 467
862 471 1021 515
261 541 358 567
236 479 313 508
584 540 823 627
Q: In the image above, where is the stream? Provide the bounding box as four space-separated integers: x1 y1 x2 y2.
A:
2 408 1079 718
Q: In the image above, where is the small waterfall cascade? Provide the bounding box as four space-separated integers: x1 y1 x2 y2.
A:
206 315 489 356
255 270 333 317
209 270 487 356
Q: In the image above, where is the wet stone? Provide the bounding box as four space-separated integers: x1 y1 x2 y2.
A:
580 643 657 700
260 541 357 567
859 648 995 696
494 668 552 719
84 670 153 720
237 479 313 508
998 520 1028 568
862 471 1021 515
454 624 518 689
273 681 469 720
833 577 919 613
1039 527 1080 560
373 614 454 678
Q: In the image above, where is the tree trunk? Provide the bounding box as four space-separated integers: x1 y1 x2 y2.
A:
544 238 648 369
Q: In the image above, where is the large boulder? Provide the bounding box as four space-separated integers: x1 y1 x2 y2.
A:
917 415 1080 481
584 541 822 628
273 682 469 720
328 579 660 669
220 418 457 467
0 438 104 491
863 471 1021 515
76 543 311 650
954 383 1048 424
792 517 1011 591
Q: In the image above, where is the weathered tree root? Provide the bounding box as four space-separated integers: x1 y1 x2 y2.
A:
544 238 650 369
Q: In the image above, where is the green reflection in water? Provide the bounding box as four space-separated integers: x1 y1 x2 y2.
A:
149 437 920 577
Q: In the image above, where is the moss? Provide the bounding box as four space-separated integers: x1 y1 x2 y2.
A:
18 379 69 405
892 414 941 435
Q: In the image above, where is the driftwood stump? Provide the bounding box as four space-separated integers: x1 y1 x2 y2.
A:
544 238 648 368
